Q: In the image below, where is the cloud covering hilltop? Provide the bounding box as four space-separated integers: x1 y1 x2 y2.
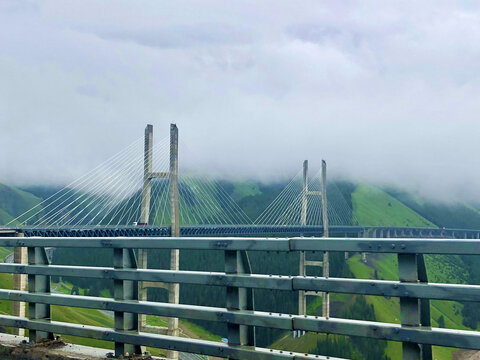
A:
1 1 480 201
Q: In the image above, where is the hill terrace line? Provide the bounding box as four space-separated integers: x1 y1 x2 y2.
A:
1 124 480 360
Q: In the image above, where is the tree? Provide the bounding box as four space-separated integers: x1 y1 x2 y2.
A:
437 315 445 328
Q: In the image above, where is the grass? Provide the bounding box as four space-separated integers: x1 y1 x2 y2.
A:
272 251 466 359
146 315 169 327
0 247 12 263
352 184 436 227
0 183 43 225
0 270 220 358
0 273 13 316
181 320 222 342
347 253 467 360
51 305 114 349
0 208 14 225
348 184 467 360
230 181 262 201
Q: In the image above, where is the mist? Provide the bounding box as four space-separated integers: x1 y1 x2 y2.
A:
1 1 480 202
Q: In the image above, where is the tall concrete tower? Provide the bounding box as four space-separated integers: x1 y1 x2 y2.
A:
298 160 308 318
140 125 153 225
137 124 181 360
297 159 330 335
167 124 180 360
321 160 330 317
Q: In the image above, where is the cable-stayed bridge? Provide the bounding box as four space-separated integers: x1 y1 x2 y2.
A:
5 124 480 239
2 124 480 360
5 125 480 242
5 129 339 234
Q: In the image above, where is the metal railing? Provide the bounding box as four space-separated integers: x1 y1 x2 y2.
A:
0 236 479 359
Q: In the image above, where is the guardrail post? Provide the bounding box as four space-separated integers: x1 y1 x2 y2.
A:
240 250 256 346
398 253 421 360
114 248 141 357
28 246 54 342
225 250 248 347
417 254 432 360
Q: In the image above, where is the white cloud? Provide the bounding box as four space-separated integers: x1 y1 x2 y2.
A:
1 0 480 201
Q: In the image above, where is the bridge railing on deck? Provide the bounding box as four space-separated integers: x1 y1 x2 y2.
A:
0 237 478 359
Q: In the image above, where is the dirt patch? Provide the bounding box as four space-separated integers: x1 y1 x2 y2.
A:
0 336 159 360
454 350 480 360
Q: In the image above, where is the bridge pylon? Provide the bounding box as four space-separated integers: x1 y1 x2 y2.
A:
297 160 329 338
137 124 180 360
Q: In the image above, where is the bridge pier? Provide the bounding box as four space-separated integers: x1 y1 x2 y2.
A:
297 160 330 331
361 229 369 262
12 233 26 337
137 124 181 359
28 247 54 342
225 250 249 346
0 230 27 336
321 160 330 318
138 124 153 334
113 248 141 357
166 124 180 360
298 161 308 319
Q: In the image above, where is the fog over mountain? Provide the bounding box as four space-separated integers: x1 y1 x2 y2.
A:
1 1 480 201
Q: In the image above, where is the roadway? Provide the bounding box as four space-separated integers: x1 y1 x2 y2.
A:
8 224 480 239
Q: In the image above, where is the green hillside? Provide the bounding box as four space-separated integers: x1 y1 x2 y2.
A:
350 184 469 359
1 180 479 359
271 183 471 359
0 183 42 225
352 184 436 227
386 187 480 229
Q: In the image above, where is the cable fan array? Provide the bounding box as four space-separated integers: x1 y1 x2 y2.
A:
7 132 358 229
254 169 359 226
8 137 252 228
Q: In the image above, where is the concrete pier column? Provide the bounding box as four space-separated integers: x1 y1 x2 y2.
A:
298 160 308 317
362 229 369 262
137 124 153 338
321 160 329 318
12 232 26 336
167 124 180 360
138 124 153 333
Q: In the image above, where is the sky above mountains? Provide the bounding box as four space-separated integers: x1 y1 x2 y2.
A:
1 1 480 201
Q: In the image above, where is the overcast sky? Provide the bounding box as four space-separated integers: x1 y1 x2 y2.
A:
1 1 480 200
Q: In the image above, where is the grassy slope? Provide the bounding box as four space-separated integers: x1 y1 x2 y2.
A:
353 184 436 227
0 275 218 357
273 184 466 359
0 183 42 225
0 209 14 225
230 180 262 201
351 184 464 360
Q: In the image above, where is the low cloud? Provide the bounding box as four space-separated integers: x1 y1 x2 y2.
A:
1 1 480 201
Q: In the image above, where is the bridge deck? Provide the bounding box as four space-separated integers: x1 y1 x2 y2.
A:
5 224 480 239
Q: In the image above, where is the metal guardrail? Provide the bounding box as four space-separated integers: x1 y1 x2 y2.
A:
0 237 478 359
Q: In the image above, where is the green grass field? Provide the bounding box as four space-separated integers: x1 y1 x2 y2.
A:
352 184 436 227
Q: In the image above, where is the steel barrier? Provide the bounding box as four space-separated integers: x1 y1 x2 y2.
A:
0 236 478 359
